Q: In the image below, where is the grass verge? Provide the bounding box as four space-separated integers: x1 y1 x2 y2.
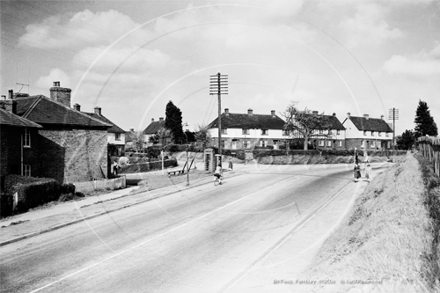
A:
298 153 435 292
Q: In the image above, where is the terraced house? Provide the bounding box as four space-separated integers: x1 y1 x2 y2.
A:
207 108 288 150
2 82 112 183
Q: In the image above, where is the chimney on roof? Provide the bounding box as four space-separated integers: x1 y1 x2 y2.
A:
94 106 101 116
364 114 369 120
50 81 71 107
130 128 134 132
159 117 164 121
332 112 336 117
347 112 351 118
151 118 154 122
312 110 319 115
1 95 5 99
73 103 81 111
381 115 384 120
0 99 17 114
271 110 275 117
225 108 229 115
248 108 253 115
8 89 13 100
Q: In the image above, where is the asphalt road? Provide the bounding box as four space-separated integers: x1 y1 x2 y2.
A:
0 164 364 293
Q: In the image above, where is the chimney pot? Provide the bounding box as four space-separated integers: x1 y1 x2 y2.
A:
332 112 336 117
271 110 275 117
312 111 319 115
54 81 60 87
8 89 13 100
364 114 369 120
73 103 81 111
159 117 164 121
151 118 154 122
248 108 253 115
225 108 229 115
130 128 134 132
1 95 6 99
347 112 351 118
50 81 71 107
94 106 101 115
381 115 384 120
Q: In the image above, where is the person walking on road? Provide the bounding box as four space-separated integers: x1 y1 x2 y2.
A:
354 164 361 182
228 158 233 171
214 164 223 185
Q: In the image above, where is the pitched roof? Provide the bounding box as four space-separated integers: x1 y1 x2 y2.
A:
207 113 286 130
301 114 346 130
15 96 111 129
343 116 393 132
0 108 42 128
143 120 166 134
82 112 126 133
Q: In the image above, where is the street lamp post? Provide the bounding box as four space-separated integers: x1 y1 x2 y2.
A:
183 123 189 186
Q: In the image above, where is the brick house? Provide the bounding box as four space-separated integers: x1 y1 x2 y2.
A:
9 82 112 183
207 108 289 150
80 105 126 156
0 104 42 186
342 113 393 150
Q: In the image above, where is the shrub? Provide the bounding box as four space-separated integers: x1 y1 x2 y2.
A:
15 179 62 213
0 193 13 218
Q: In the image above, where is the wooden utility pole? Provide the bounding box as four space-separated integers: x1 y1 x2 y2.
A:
389 108 399 150
209 73 228 166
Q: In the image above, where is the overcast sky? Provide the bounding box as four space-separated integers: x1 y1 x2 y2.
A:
1 0 439 134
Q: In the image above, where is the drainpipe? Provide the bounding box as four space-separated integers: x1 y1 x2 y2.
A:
21 132 24 175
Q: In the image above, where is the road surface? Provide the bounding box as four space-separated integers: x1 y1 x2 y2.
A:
0 164 378 293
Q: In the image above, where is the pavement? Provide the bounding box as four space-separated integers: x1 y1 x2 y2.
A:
0 160 388 247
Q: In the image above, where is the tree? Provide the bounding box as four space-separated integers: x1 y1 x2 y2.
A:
127 130 144 152
184 130 196 143
282 102 332 150
149 128 173 146
396 129 416 150
195 124 211 150
165 101 185 144
414 100 438 137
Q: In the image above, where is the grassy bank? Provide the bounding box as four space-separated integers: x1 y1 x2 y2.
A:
298 153 436 292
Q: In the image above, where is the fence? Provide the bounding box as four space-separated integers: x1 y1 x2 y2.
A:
418 136 440 176
73 176 126 194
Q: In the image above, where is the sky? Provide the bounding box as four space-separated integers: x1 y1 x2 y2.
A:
1 0 439 135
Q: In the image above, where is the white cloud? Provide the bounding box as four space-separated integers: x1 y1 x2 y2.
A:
36 68 71 89
338 3 403 48
383 43 440 75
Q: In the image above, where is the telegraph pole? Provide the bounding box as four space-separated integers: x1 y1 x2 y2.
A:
209 73 228 167
389 108 399 150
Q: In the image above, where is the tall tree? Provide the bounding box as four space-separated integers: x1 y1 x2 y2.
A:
414 100 438 137
282 102 331 150
195 124 211 150
165 101 185 144
396 129 416 150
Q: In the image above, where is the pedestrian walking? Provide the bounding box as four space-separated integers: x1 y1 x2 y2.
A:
354 164 361 182
365 162 372 182
228 158 233 171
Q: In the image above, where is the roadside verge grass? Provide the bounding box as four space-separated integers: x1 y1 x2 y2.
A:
298 153 435 292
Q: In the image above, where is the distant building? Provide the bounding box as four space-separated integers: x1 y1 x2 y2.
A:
142 117 167 146
81 105 126 156
342 113 393 150
207 108 288 150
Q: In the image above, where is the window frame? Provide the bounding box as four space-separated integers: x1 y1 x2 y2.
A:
242 128 249 135
23 128 31 147
261 129 268 136
23 164 31 177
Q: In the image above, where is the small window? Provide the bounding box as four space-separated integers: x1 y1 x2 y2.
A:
115 133 121 141
23 128 31 147
319 140 324 146
221 128 227 134
23 164 31 177
328 130 333 135
221 140 226 148
326 140 332 147
378 132 382 137
363 131 367 136
282 129 290 136
242 128 249 135
319 130 323 134
371 131 374 136
261 140 267 147
386 133 389 137
261 129 268 135
337 130 340 135
338 141 342 147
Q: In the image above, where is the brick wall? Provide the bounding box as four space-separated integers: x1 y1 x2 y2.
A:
38 129 108 183
0 126 21 177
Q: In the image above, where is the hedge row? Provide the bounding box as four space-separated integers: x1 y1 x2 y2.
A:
1 175 75 218
251 149 407 159
118 158 178 174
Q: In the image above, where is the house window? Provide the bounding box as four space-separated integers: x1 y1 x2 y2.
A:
338 141 342 147
115 133 121 141
261 140 267 147
371 131 374 136
386 133 389 137
261 129 268 135
363 131 367 136
337 130 340 135
319 140 324 147
328 130 333 135
371 141 375 148
23 128 31 147
319 130 323 134
23 164 31 177
326 140 332 147
282 129 290 136
221 140 225 148
378 132 382 137
221 128 227 134
242 128 249 135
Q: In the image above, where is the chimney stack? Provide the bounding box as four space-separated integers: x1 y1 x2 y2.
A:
151 118 154 122
0 99 17 113
248 108 253 115
347 112 351 118
381 115 384 120
332 112 336 117
130 128 134 132
312 110 319 115
94 106 101 116
73 103 81 111
8 89 13 100
225 108 229 115
50 81 71 107
159 117 164 122
271 110 275 117
364 114 369 120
